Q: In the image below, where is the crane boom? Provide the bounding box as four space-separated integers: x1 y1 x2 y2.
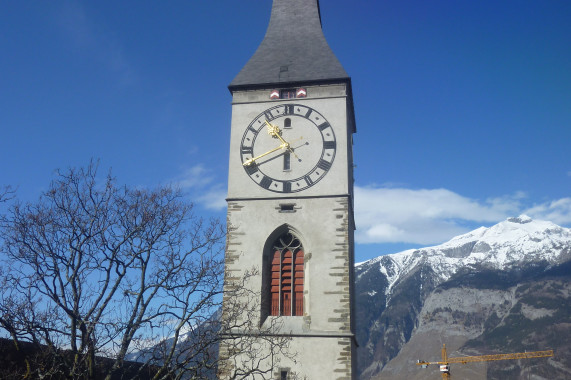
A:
416 344 554 379
418 349 554 365
445 349 553 364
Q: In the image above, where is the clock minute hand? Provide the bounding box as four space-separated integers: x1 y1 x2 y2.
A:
242 143 287 166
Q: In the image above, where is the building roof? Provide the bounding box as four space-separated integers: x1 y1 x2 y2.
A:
229 0 349 91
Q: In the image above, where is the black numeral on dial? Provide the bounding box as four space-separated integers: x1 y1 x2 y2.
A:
259 176 272 189
304 175 314 186
323 141 336 149
245 164 259 175
241 146 253 155
317 159 332 171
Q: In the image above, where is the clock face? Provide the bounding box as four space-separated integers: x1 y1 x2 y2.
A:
240 104 337 193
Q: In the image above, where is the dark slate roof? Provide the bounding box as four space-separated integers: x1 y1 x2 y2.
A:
229 0 349 90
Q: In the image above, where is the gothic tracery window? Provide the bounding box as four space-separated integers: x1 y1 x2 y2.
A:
270 233 304 316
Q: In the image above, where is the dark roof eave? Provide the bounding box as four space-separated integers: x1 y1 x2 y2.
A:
228 76 352 93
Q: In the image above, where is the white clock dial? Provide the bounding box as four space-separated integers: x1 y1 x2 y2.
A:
240 104 336 193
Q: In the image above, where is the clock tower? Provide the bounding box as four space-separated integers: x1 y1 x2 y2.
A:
219 1 356 378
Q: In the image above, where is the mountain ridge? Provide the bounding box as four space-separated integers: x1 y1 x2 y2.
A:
357 215 571 305
355 215 571 379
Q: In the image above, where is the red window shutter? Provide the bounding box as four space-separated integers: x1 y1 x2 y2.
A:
270 251 281 316
293 250 304 316
271 292 280 316
281 251 293 316
282 292 291 316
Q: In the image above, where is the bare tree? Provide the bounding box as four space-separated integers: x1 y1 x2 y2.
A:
0 162 291 379
0 185 14 203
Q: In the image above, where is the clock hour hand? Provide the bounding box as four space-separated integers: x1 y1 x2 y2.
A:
243 142 287 166
265 120 301 161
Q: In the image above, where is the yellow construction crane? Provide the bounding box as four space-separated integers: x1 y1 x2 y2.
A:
416 344 554 379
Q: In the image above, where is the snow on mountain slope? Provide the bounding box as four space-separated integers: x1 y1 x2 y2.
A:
355 216 571 379
357 215 571 300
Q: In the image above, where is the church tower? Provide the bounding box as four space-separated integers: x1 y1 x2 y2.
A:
219 1 356 378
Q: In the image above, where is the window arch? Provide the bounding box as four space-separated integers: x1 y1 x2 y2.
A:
268 232 304 316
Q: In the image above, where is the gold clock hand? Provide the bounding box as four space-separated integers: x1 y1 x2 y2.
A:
264 120 281 138
265 120 301 161
243 143 287 166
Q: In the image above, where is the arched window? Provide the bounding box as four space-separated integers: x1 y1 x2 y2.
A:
269 233 304 316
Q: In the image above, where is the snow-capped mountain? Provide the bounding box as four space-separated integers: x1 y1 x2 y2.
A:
355 216 571 380
360 215 570 304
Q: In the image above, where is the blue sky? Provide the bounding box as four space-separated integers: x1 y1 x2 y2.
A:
1 1 570 263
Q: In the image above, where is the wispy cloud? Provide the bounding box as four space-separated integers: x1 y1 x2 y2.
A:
195 187 227 211
524 198 571 226
173 165 226 211
175 165 214 190
355 185 570 245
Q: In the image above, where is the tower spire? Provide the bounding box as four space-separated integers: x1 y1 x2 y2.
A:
229 0 349 90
